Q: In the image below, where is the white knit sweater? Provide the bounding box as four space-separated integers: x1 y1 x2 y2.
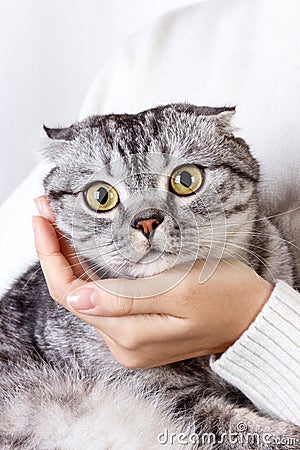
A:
211 281 300 425
0 0 300 426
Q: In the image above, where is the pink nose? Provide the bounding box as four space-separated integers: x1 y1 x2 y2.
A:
135 218 161 238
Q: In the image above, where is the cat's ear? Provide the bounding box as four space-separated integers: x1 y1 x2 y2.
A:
212 107 236 137
40 124 77 164
43 125 76 141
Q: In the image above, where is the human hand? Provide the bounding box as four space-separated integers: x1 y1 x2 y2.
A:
33 196 274 369
34 196 88 279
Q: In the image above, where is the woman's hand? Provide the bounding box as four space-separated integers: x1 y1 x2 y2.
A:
33 196 274 369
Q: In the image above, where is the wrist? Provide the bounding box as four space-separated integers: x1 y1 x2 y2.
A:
225 275 274 352
246 277 274 330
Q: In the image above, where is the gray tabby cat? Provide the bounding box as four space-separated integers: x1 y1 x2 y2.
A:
0 104 299 450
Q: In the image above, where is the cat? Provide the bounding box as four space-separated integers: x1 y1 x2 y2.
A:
0 104 299 450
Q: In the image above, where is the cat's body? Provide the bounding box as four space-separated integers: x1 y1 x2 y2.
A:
0 104 299 449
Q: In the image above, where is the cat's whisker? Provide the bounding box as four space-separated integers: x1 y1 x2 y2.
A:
201 240 260 272
176 235 277 257
210 246 264 280
69 247 117 261
261 205 300 221
223 230 300 254
63 242 114 254
202 239 277 283
22 266 43 291
200 242 255 272
199 236 279 257
195 205 300 231
62 250 120 276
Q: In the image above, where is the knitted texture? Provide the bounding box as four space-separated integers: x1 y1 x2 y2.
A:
211 281 300 425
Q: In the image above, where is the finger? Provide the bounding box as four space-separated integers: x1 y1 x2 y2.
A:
94 313 188 351
32 215 84 304
98 325 210 369
66 271 190 317
66 262 201 317
34 197 87 278
96 313 188 347
34 196 55 222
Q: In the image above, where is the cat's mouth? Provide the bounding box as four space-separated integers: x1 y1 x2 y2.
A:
137 248 175 264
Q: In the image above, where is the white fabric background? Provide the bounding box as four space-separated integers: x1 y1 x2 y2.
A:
0 0 197 206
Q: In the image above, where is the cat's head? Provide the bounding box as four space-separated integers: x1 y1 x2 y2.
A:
41 104 259 279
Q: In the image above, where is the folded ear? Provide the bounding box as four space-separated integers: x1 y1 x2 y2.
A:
212 106 236 137
39 124 77 164
179 104 236 136
43 125 76 141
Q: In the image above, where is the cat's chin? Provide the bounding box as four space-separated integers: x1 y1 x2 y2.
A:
129 261 173 279
102 253 179 279
122 253 188 279
82 251 197 280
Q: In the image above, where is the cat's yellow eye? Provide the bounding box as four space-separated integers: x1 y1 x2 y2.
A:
170 164 203 196
84 182 119 212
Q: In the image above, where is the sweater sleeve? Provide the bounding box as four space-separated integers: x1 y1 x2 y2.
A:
210 281 300 426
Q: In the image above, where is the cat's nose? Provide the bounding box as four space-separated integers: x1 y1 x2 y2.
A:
132 214 164 239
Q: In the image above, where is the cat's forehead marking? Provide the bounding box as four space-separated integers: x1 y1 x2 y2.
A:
96 108 199 171
86 115 205 192
97 153 169 193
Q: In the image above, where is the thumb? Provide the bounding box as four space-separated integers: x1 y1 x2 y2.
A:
66 266 190 317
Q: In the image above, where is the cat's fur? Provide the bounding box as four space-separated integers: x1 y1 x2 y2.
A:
0 104 299 449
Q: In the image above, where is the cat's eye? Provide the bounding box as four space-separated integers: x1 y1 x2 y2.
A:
84 182 119 212
170 164 203 196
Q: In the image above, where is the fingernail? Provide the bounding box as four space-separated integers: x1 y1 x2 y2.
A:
34 197 47 217
67 288 97 310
